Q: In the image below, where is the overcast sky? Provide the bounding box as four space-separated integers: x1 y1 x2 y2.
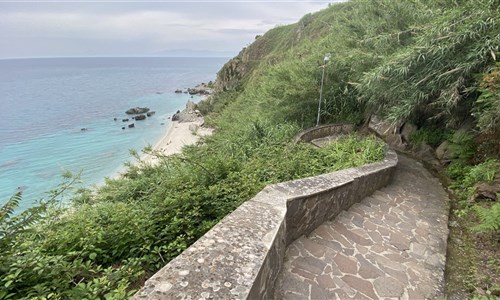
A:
0 1 342 58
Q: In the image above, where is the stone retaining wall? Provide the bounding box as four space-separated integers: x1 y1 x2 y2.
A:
292 123 354 144
133 140 397 300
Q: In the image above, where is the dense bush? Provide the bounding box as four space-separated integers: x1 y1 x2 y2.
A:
0 120 385 298
1 0 499 297
447 159 499 201
475 61 500 133
409 128 451 147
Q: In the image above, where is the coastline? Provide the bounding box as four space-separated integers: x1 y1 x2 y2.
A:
110 118 212 179
0 56 224 211
140 117 213 165
110 98 213 179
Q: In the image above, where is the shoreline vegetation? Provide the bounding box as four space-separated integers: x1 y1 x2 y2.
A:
139 118 213 165
1 0 498 299
116 96 214 176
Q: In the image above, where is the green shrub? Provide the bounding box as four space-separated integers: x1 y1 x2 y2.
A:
463 159 498 187
473 202 500 234
2 0 498 297
0 119 385 298
447 159 498 203
409 128 451 147
448 130 477 162
475 62 500 133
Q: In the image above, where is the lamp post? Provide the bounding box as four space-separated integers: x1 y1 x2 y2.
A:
316 53 331 126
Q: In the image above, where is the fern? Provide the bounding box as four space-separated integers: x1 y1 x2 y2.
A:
0 191 22 223
449 130 477 161
0 192 49 247
473 202 500 233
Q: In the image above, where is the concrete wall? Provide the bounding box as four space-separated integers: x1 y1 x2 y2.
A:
133 147 397 299
292 124 354 144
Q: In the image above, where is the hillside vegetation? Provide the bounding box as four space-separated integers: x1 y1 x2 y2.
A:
1 0 499 298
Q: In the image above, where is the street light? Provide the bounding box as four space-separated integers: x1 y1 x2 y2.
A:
316 53 331 126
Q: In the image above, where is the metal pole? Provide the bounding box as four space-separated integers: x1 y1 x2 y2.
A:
316 64 326 126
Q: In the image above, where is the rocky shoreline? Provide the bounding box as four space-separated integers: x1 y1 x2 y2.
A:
174 81 213 96
171 100 203 123
139 100 213 166
116 80 211 132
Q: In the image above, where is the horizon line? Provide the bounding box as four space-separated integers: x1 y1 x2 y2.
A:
0 55 233 60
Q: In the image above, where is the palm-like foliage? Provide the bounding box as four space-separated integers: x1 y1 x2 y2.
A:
358 0 499 126
0 192 48 248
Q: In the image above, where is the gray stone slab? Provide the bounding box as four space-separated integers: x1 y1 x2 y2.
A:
276 155 450 299
134 200 285 299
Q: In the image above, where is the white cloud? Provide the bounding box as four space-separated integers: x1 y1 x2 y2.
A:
0 1 334 58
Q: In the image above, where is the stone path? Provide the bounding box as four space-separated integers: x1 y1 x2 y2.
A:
275 155 449 299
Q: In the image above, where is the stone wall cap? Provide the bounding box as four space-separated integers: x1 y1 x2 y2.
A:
133 200 284 300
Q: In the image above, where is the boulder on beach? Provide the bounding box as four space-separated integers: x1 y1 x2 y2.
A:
126 107 150 115
189 124 199 132
187 83 212 95
186 100 196 111
170 101 204 123
135 114 146 121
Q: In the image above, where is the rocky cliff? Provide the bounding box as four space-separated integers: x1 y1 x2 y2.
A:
214 14 323 93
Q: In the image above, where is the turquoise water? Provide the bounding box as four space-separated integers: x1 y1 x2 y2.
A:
0 57 226 210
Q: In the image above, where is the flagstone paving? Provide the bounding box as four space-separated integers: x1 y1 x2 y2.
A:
276 155 449 299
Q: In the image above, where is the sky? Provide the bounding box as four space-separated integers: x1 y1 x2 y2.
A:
0 1 342 59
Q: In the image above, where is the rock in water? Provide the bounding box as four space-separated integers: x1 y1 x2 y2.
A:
128 123 135 128
135 114 146 121
126 107 150 114
187 83 212 95
146 111 156 117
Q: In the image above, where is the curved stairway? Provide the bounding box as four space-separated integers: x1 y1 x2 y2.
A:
275 155 449 299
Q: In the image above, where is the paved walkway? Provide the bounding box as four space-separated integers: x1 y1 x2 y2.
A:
276 155 449 299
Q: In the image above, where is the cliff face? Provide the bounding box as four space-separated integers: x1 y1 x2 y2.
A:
215 35 275 92
215 55 245 92
214 7 338 94
214 21 310 92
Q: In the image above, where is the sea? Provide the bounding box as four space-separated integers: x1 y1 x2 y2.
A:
0 57 227 211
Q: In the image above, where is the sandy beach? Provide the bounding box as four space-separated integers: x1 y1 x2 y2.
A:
109 96 214 179
140 118 213 165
